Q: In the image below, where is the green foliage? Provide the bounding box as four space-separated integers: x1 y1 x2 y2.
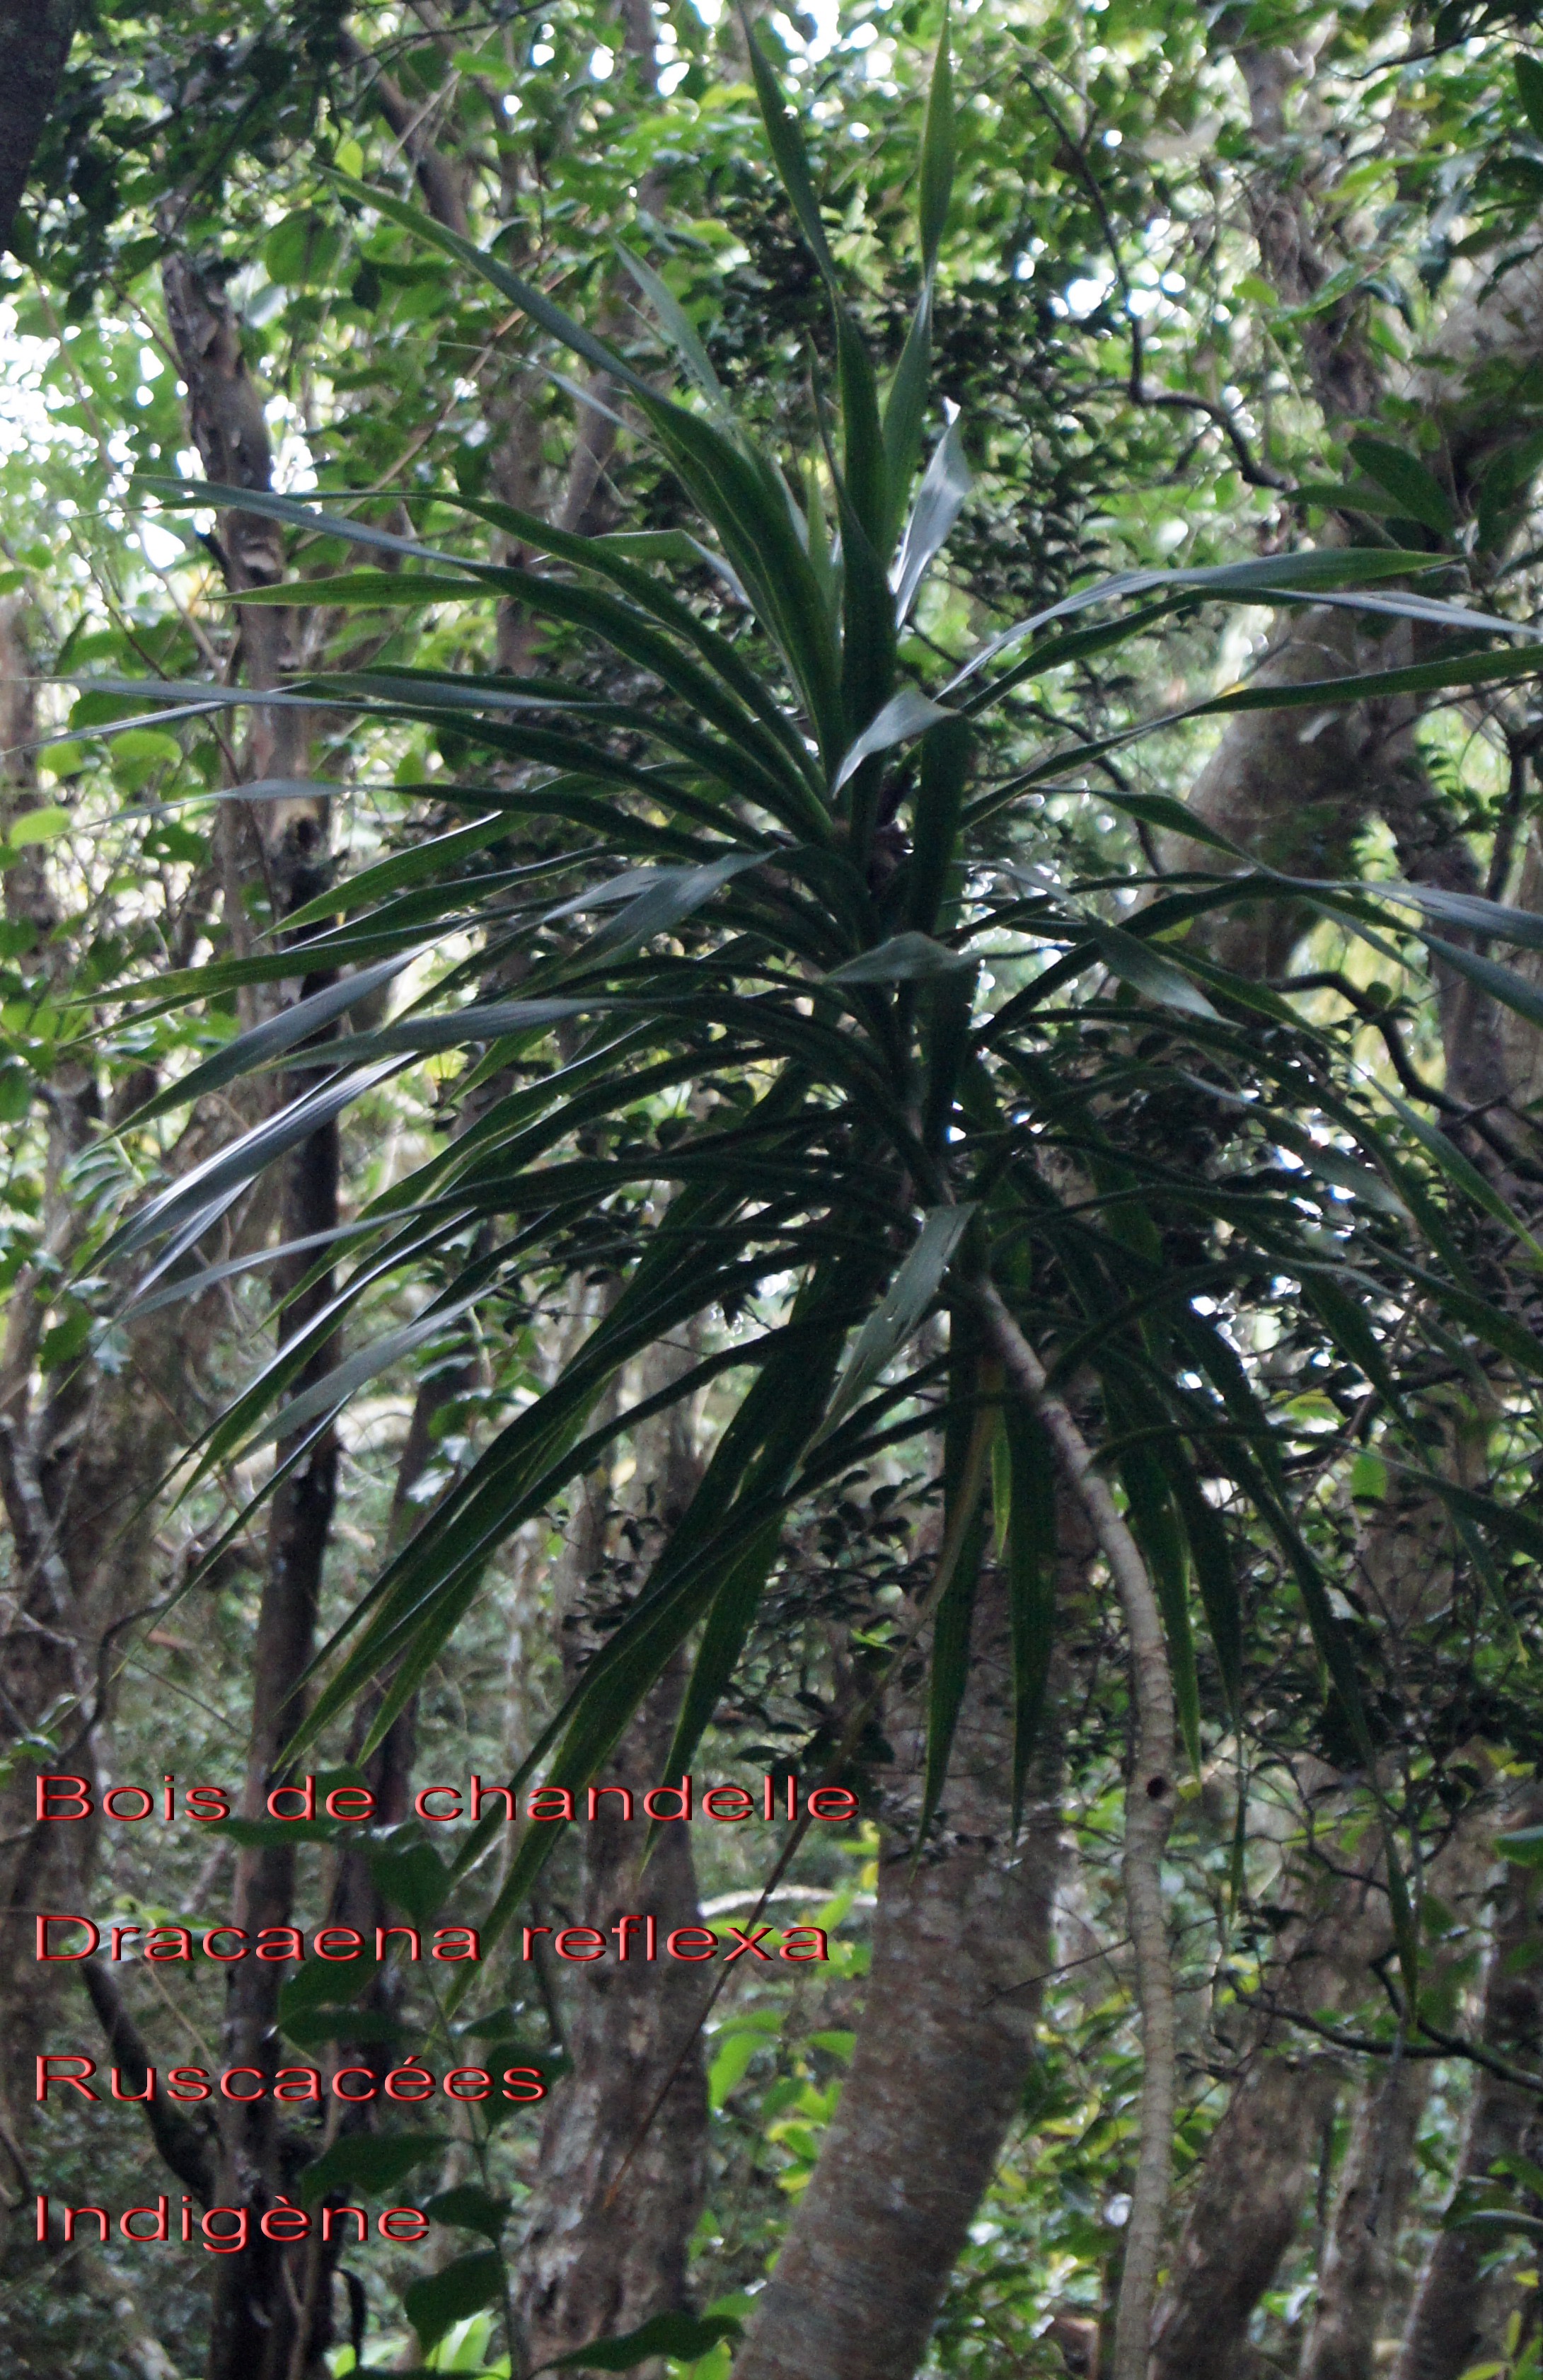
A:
422 2187 510 2244
299 2132 448 2209
13 2 1543 2372
404 2254 505 2354
538 2312 745 2372
76 28 1543 1993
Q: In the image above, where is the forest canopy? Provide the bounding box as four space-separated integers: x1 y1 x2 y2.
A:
5 2 1543 2377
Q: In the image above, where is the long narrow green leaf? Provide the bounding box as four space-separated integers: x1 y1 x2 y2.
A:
1089 924 1220 1020
947 547 1442 696
1300 1272 1404 1410
1416 1272 1543 1379
835 690 954 794
281 818 560 932
632 401 844 763
168 471 828 811
661 1522 785 1807
834 490 897 764
882 12 954 541
743 32 888 552
320 192 848 762
819 1205 974 1442
882 287 935 552
654 1258 882 1797
1392 1466 1543 1564
332 172 657 398
893 417 970 623
120 954 415 1127
743 29 840 281
103 1061 403 1267
836 311 889 560
616 243 734 422
904 716 972 935
296 1115 824 1717
1157 1442 1242 1724
441 491 824 800
1377 1083 1543 1270
394 1242 884 1802
240 1301 478 1449
328 1299 804 1739
920 964 977 1160
1381 882 1543 954
465 1459 843 1965
1197 640 1543 720
918 8 955 269
231 570 497 608
1419 932 1543 1033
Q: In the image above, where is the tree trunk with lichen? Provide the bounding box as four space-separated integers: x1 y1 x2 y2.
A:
156 241 347 2380
0 596 254 2265
1390 1838 1543 2380
730 1542 1077 2380
514 1346 712 2368
1147 35 1543 2362
1297 2051 1430 2380
0 0 79 258
1150 1795 1398 2380
513 1664 712 2367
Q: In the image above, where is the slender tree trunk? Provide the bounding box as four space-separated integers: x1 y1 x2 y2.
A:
977 1287 1176 2380
0 0 79 256
1146 1804 1390 2380
516 1340 712 2365
204 1111 340 2380
160 249 327 932
1169 28 1537 1104
514 1660 711 2366
1155 2057 1340 2380
0 594 100 2226
732 1549 1075 2380
1148 54 1543 2336
1298 2050 1430 2380
1151 1795 1493 2380
197 776 339 2379
1152 1378 1498 2370
1230 42 1382 425
336 26 468 236
0 600 245 2250
158 234 345 2380
1391 1844 1543 2380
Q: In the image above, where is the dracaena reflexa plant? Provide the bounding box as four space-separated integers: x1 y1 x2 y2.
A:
89 24 1543 2363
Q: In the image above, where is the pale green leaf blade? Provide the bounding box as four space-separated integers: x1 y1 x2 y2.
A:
818 1205 974 1442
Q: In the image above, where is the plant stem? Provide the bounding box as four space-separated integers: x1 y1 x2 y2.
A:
973 1278 1177 2380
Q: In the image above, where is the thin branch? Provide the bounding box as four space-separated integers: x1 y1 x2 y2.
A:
1270 973 1463 1113
337 25 468 235
77 1958 217 2201
1021 74 1289 490
1486 730 1539 904
1247 1992 1543 2098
